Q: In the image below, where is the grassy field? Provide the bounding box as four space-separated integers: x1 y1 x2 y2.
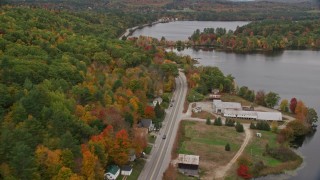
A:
225 130 302 179
221 94 255 106
191 111 216 119
148 134 156 144
176 121 245 179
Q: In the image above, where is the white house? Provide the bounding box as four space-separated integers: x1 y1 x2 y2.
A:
213 100 242 114
121 165 133 176
105 165 120 180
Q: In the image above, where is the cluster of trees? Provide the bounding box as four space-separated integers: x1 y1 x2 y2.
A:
189 20 320 52
250 121 271 131
185 66 234 102
238 87 280 109
0 7 179 179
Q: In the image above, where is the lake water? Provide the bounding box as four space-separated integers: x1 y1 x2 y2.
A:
132 21 320 180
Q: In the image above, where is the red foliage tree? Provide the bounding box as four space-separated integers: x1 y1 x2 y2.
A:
237 165 252 179
144 105 155 119
290 98 297 114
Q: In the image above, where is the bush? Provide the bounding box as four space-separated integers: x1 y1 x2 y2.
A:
252 161 265 176
225 143 231 151
266 146 300 162
256 121 270 131
206 117 211 125
225 118 235 127
235 122 244 132
237 165 252 179
249 122 256 129
237 155 252 166
214 117 222 126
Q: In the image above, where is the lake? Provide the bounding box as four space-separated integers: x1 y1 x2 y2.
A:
132 21 320 180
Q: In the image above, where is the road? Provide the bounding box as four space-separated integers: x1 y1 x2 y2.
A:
138 71 188 180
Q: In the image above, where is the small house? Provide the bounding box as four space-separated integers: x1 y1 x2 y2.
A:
104 165 120 180
138 119 154 132
121 165 133 176
128 149 136 162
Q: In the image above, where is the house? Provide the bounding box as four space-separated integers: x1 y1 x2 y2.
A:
138 119 154 132
121 165 133 176
128 149 136 162
153 97 163 107
177 154 200 177
104 165 120 180
213 100 242 114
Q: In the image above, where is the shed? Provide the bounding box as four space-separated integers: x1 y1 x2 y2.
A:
177 154 200 177
104 165 120 180
121 165 133 176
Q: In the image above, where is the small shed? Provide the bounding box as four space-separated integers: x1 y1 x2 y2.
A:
177 154 200 177
104 165 120 180
121 165 133 176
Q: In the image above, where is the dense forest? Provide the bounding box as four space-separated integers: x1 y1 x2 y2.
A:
0 6 185 179
189 20 320 52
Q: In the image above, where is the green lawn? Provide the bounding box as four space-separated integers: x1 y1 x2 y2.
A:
144 145 152 155
148 134 156 144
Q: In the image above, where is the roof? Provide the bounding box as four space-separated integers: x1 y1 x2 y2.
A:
257 112 282 121
178 154 199 165
224 110 257 116
121 165 132 172
213 100 242 110
107 165 120 175
139 119 152 128
153 97 163 106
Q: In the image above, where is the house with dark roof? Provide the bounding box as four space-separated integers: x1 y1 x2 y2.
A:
104 165 120 180
138 119 154 132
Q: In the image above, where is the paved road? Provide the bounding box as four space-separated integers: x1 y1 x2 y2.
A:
138 71 188 180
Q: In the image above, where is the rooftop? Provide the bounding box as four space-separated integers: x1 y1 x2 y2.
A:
107 165 120 175
213 100 242 109
178 154 200 165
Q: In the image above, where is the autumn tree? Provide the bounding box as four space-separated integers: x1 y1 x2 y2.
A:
237 165 252 179
255 90 266 106
111 129 131 166
306 108 318 125
279 99 289 112
144 105 155 119
290 98 297 113
265 91 280 108
295 100 308 121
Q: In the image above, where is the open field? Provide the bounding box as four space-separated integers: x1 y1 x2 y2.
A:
225 130 302 178
191 111 216 119
176 121 245 179
221 94 255 106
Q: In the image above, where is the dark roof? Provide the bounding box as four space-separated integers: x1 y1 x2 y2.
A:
138 119 152 128
107 165 120 175
121 165 132 171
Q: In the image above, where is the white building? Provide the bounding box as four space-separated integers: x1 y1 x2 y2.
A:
223 109 282 121
105 165 120 180
121 165 133 176
213 100 242 114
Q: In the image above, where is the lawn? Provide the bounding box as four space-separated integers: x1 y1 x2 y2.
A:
144 145 152 155
148 134 156 144
225 129 302 179
221 93 255 106
176 121 245 179
191 111 216 119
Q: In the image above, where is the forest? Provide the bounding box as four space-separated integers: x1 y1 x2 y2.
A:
0 6 184 179
189 20 320 52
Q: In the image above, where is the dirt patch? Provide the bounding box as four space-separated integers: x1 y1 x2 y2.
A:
191 111 216 119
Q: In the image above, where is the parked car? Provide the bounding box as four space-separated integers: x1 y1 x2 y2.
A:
170 103 173 107
162 135 166 139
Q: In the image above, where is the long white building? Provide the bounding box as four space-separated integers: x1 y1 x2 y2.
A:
224 109 282 121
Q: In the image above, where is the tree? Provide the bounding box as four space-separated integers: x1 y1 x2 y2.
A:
235 122 244 132
144 106 155 119
290 98 297 113
265 91 280 108
214 117 222 126
225 143 231 151
295 100 308 121
206 117 211 125
255 90 266 106
279 99 289 112
249 122 256 129
225 118 235 127
237 165 252 179
306 108 318 125
271 121 278 133
154 102 165 119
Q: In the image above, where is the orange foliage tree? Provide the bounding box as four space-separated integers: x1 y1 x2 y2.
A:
295 100 308 121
